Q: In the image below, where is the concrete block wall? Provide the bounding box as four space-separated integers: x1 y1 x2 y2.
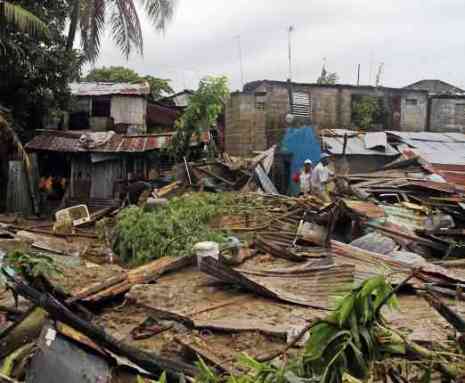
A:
430 97 465 133
225 93 267 156
265 86 290 147
400 91 428 132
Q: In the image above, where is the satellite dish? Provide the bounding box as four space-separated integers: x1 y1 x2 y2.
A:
285 113 295 124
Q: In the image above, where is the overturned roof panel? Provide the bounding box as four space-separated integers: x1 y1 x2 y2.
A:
69 82 150 97
322 131 398 157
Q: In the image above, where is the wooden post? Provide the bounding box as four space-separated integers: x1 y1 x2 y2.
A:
28 153 40 215
6 160 33 216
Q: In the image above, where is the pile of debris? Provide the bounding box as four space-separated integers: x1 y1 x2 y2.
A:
1 144 465 381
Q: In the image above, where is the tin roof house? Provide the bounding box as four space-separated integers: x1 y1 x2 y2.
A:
25 82 209 211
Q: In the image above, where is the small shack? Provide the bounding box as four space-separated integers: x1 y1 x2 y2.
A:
25 130 210 210
68 82 150 134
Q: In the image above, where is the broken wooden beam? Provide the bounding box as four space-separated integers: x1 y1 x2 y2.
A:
423 291 465 333
70 255 195 303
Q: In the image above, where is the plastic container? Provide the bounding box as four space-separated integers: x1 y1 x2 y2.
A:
193 241 219 267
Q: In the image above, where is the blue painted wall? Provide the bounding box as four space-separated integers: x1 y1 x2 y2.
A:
280 126 321 195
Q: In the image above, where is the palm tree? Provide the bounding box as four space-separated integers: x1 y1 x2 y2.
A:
0 1 47 35
66 0 176 62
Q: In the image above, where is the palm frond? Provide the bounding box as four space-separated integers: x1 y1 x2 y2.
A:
0 1 47 36
80 0 106 62
110 0 143 59
141 0 176 30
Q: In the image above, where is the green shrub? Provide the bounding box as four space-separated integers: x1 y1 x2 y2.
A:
113 193 230 265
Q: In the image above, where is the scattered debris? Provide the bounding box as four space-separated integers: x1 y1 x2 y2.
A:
2 137 465 382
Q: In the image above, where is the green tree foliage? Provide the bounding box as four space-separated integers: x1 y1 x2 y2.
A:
85 66 173 101
4 250 62 282
113 193 229 265
85 66 141 82
303 276 402 383
0 1 47 38
169 76 229 162
66 0 176 62
351 96 381 131
0 0 82 136
317 65 338 85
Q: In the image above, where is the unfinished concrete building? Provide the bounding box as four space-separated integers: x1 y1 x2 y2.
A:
225 80 428 156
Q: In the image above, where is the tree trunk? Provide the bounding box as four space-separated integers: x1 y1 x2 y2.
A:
66 0 80 52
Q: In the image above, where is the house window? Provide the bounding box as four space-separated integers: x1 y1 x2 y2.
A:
405 99 418 106
255 92 266 111
291 92 312 117
92 96 111 117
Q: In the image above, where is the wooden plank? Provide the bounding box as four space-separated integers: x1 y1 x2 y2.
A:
71 255 195 303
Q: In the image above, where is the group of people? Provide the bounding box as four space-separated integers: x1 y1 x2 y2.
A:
292 153 334 199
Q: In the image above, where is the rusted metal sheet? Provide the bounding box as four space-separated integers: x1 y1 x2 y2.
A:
385 294 459 343
70 82 150 97
26 131 210 153
378 205 427 231
407 180 461 194
343 199 385 219
331 240 465 288
433 164 465 187
199 256 354 309
350 232 397 255
127 267 323 336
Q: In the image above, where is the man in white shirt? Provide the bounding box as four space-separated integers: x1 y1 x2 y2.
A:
292 159 313 195
311 153 333 200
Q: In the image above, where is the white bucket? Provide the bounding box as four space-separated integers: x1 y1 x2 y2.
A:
193 241 219 267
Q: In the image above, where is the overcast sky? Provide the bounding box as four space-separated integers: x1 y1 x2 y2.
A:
94 0 465 92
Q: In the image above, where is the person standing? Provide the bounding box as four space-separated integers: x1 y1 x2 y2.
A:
311 153 334 201
292 159 313 195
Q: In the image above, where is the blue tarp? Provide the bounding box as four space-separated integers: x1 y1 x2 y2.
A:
280 126 321 196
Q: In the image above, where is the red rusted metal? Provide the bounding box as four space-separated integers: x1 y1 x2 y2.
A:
25 131 210 153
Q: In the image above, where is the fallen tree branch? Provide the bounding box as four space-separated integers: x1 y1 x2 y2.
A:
256 322 313 362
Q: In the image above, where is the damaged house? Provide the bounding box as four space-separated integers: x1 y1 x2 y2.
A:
23 82 209 212
25 130 209 211
68 82 150 134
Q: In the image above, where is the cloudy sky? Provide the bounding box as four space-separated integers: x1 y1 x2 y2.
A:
94 0 465 92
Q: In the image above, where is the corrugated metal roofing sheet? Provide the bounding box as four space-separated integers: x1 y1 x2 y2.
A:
69 82 150 97
387 131 465 143
433 164 465 187
401 142 465 165
25 131 210 153
388 131 465 165
364 132 387 150
322 134 398 156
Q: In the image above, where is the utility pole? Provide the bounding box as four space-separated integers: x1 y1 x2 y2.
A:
368 51 375 86
376 62 384 87
288 25 294 81
357 64 360 86
235 35 245 88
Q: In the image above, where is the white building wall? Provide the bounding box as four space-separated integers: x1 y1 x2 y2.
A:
111 96 147 133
